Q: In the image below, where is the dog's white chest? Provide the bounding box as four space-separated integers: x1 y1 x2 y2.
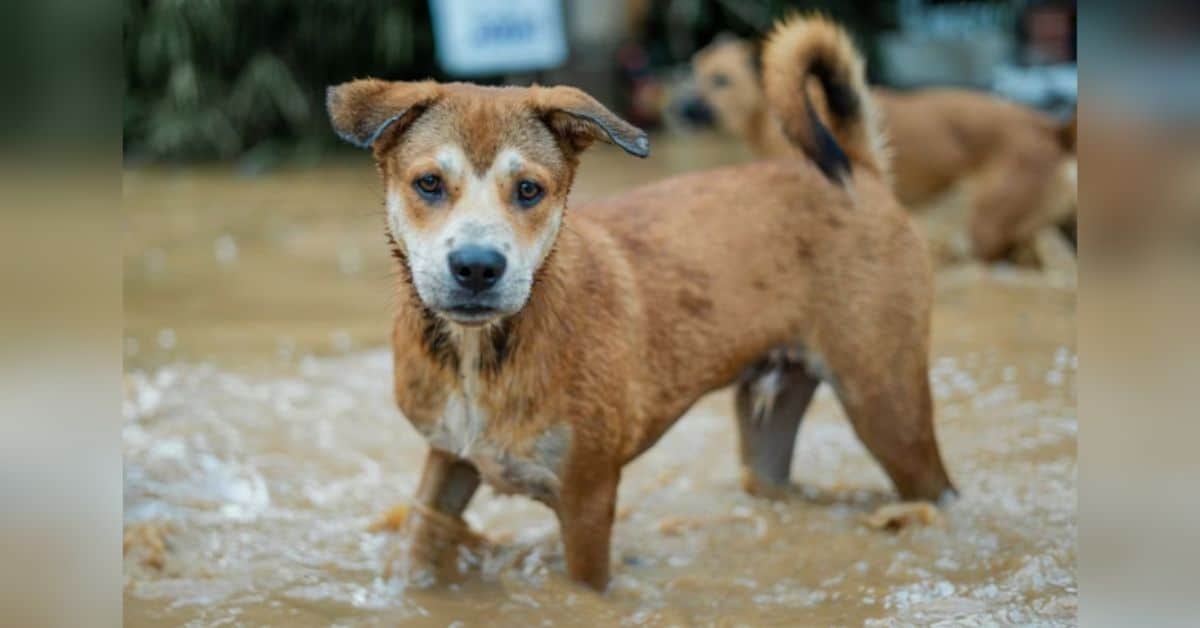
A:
425 392 484 456
424 331 488 456
422 398 567 502
416 329 569 503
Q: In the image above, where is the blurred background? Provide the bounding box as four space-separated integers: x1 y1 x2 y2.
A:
124 0 1076 169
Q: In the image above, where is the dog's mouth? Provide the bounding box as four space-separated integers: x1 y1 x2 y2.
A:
441 303 501 326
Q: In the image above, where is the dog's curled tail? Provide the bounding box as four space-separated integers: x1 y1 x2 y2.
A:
761 15 887 183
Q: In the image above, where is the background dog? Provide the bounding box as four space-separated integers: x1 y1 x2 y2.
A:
327 15 953 591
691 35 1077 269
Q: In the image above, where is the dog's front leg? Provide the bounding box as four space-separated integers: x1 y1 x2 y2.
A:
556 468 620 591
400 448 481 582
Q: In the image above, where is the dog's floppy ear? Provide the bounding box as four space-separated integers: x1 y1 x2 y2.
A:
531 86 650 158
326 79 441 150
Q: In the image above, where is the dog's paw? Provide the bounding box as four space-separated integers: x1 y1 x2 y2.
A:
381 504 490 586
861 501 944 532
739 468 793 500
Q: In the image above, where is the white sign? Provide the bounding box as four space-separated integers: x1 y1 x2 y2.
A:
430 0 569 77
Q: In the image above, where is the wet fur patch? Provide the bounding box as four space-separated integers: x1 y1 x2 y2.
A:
479 318 517 377
488 425 570 502
420 309 459 372
677 289 715 318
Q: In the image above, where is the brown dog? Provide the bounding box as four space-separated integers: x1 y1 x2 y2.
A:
327 15 954 591
692 35 1077 263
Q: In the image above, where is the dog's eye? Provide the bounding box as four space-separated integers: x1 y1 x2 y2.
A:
413 174 444 200
515 180 544 207
710 73 729 88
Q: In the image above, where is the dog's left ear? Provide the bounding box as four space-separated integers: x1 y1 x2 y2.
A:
531 86 650 158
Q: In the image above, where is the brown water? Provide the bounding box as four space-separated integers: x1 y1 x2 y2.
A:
123 133 1077 626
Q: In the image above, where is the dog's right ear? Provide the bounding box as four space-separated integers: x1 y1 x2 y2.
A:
326 79 441 151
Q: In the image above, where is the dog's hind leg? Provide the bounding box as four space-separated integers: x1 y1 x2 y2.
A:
734 353 819 498
832 355 956 503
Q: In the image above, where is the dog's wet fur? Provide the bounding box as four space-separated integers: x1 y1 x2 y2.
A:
328 16 954 591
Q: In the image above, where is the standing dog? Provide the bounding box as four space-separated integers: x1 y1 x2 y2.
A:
328 16 954 591
692 36 1077 263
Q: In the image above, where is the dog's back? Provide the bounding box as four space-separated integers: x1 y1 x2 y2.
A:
574 16 931 459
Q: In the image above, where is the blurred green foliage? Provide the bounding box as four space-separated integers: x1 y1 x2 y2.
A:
124 0 436 168
124 0 899 166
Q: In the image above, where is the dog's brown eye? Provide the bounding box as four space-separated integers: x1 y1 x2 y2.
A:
414 174 444 200
710 73 729 88
515 180 543 207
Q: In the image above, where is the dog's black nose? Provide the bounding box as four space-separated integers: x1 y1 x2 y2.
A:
448 246 507 293
679 97 714 125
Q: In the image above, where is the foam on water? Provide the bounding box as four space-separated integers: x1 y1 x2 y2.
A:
124 275 1077 626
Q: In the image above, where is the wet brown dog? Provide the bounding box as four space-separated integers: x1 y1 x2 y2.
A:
693 35 1077 263
327 15 954 591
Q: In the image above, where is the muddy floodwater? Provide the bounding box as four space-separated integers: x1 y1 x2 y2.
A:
123 133 1076 626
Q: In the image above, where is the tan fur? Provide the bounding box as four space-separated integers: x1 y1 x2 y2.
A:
693 36 1077 261
328 18 952 592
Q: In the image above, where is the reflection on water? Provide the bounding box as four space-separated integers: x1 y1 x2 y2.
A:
123 133 1076 626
